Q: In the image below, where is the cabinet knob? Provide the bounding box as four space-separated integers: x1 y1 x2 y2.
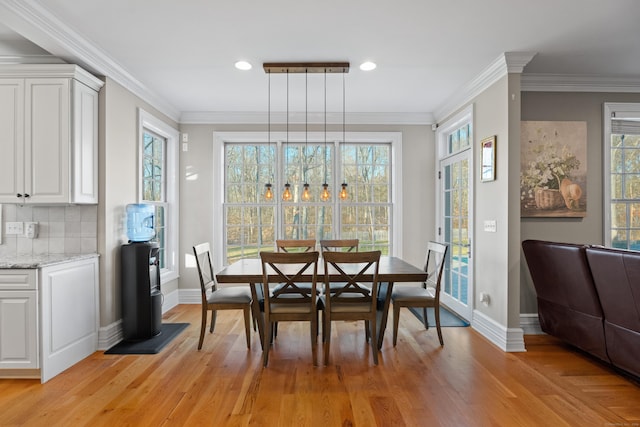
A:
24 193 30 198
16 193 22 198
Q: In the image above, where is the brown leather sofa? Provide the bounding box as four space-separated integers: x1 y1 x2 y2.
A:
521 240 609 363
585 246 640 379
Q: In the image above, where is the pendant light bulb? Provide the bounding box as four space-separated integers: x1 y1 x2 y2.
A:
282 183 292 201
302 183 311 201
264 183 273 200
339 183 348 200
320 183 330 201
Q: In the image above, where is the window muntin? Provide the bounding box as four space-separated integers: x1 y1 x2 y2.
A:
610 132 640 250
223 140 392 264
142 130 167 267
138 108 178 282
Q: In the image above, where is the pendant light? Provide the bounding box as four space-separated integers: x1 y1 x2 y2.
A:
282 70 292 201
264 70 274 200
320 68 331 202
262 62 350 203
339 71 349 200
301 70 311 201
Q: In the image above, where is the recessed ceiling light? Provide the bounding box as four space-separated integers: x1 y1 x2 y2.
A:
359 61 376 71
235 61 252 71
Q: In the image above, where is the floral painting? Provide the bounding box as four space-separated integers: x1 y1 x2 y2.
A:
520 121 587 217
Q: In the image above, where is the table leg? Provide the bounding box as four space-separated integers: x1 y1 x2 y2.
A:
377 281 394 350
249 282 265 351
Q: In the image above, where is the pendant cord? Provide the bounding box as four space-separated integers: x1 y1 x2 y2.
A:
324 69 327 181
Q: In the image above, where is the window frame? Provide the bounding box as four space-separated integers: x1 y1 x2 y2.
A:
603 102 640 249
138 108 179 282
213 131 402 267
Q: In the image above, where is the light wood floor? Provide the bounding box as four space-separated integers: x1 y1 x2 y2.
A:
1 304 639 426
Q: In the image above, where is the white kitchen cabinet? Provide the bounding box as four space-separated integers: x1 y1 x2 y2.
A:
0 270 38 373
0 256 99 382
0 64 103 204
39 257 99 383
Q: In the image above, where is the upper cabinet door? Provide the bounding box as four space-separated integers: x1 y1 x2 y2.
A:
24 78 71 204
71 80 99 204
0 80 25 201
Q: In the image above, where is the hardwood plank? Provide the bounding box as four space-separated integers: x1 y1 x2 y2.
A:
0 304 639 426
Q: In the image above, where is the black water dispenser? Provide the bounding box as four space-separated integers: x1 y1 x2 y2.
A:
121 204 162 340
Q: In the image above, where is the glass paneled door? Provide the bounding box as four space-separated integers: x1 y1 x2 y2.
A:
440 150 472 320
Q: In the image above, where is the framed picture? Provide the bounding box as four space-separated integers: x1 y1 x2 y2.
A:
481 136 496 182
520 121 587 218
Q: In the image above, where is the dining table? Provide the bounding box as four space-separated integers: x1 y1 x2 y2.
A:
215 255 428 350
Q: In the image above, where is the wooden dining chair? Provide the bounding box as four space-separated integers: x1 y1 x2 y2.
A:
276 239 317 253
318 238 368 337
322 250 381 365
391 241 448 346
260 251 320 366
193 242 253 350
319 239 359 252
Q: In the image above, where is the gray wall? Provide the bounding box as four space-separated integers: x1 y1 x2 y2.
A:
438 74 522 328
177 122 435 292
98 77 179 327
520 91 640 313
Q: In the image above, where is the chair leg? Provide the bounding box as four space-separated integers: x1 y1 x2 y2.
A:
210 310 217 333
422 307 429 330
370 316 378 365
198 307 208 350
243 306 251 349
323 315 331 365
263 321 272 367
392 303 400 346
434 305 444 346
365 320 371 342
310 317 318 366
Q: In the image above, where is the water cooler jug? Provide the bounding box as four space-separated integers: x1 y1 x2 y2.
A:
121 204 162 340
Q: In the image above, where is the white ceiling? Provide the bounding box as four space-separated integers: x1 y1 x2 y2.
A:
1 0 639 123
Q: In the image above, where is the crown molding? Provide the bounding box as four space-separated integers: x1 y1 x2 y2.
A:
0 0 180 121
0 54 66 64
0 63 104 90
521 73 640 92
180 111 434 125
434 51 536 123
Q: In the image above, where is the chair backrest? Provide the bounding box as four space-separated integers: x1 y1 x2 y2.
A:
323 250 381 307
193 242 216 300
275 239 316 253
319 239 359 252
423 241 448 299
260 251 319 312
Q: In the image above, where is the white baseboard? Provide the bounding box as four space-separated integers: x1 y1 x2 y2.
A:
97 289 184 350
471 310 526 352
162 289 180 312
520 313 544 335
98 319 122 351
177 288 201 304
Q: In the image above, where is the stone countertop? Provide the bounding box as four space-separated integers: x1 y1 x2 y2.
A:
0 253 99 269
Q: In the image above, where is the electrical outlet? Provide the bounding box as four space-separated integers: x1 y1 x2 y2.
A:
6 222 24 235
480 292 491 306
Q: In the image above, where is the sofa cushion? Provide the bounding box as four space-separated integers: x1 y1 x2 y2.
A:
522 240 608 363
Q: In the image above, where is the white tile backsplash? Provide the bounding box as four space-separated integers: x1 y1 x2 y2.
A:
0 205 97 257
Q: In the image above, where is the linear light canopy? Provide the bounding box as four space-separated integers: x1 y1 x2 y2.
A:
263 62 349 74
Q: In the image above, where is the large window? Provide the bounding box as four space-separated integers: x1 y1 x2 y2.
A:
219 132 399 265
138 109 179 281
604 103 640 250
